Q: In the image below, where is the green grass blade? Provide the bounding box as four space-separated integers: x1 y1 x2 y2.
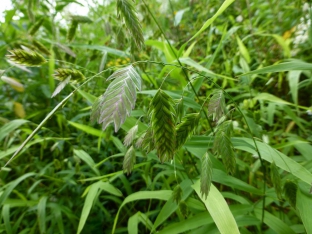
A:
51 204 65 234
37 196 48 234
0 137 71 161
213 169 262 195
75 87 97 104
236 35 251 63
0 172 36 205
153 179 193 230
74 149 100 176
112 190 172 233
2 204 12 234
158 212 213 234
0 119 29 142
68 121 105 137
128 212 139 234
254 92 309 110
232 137 312 185
287 70 301 105
128 212 153 234
77 181 101 234
254 209 295 234
187 0 235 42
192 180 240 234
297 186 312 233
239 59 312 76
99 182 123 197
187 134 312 187
62 43 127 57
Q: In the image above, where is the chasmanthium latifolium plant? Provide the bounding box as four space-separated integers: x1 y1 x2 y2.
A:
3 0 285 201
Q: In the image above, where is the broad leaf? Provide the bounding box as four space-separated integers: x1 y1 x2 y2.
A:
193 180 240 234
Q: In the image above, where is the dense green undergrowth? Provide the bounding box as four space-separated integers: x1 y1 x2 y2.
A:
0 0 312 233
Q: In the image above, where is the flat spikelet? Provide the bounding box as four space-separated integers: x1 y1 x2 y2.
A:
149 89 176 162
123 145 136 175
175 98 185 123
179 201 189 217
91 65 141 132
284 180 297 208
172 184 183 204
6 49 46 67
139 127 155 153
51 68 86 97
213 120 236 174
53 68 85 83
270 162 282 200
176 113 200 150
208 90 226 121
123 124 138 147
28 17 44 36
200 152 213 199
117 0 144 49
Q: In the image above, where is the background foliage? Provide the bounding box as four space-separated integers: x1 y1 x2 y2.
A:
1 0 312 233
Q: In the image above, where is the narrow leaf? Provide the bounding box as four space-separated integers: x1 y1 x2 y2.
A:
37 196 48 234
188 0 235 42
297 187 312 234
77 182 101 234
254 209 296 234
239 59 312 76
